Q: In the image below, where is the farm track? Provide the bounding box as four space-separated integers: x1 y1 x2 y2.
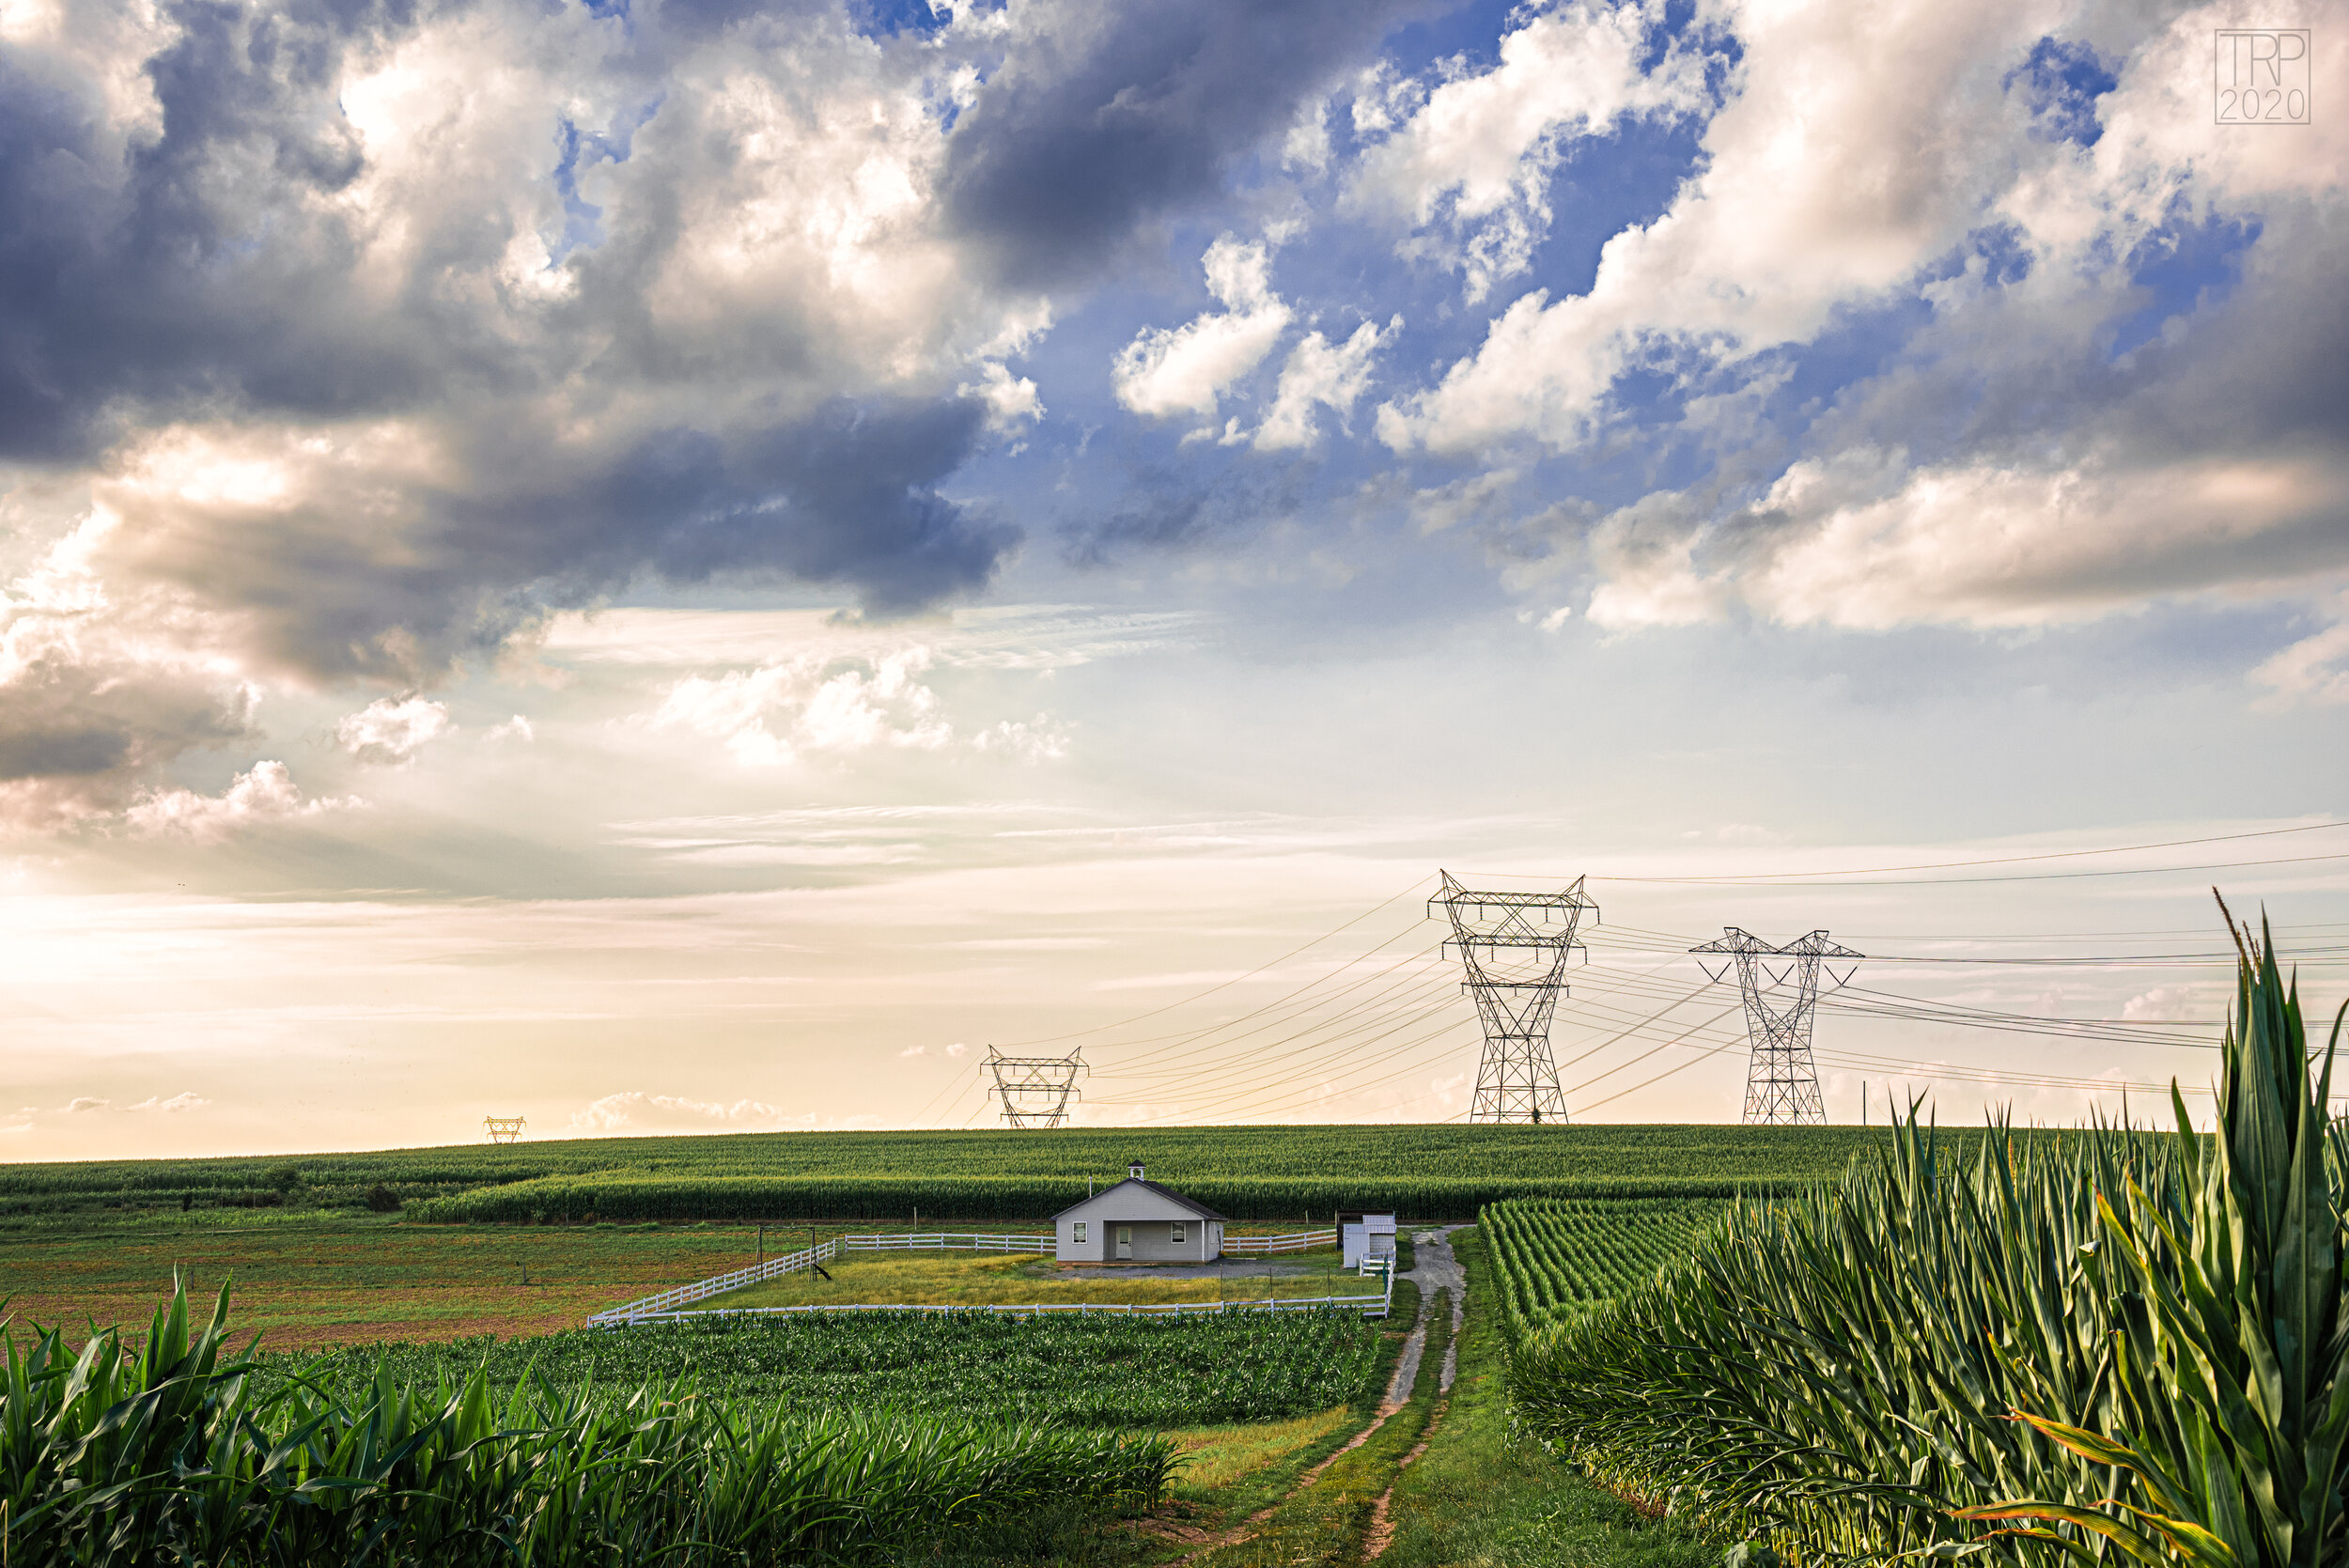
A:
1156 1228 1464 1567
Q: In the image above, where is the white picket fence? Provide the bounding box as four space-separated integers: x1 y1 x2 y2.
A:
587 1236 844 1323
587 1231 1392 1327
841 1233 1054 1252
1223 1227 1338 1254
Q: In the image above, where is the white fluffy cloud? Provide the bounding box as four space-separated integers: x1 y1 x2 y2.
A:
1112 235 1294 421
334 695 452 766
1347 0 1713 302
1254 318 1395 450
1381 0 2055 454
569 1091 787 1132
2253 597 2349 707
1586 448 2349 631
655 647 954 767
125 761 355 841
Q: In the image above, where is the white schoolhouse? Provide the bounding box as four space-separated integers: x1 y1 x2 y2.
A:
1053 1163 1226 1264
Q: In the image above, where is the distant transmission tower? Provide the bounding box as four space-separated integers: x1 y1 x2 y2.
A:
1691 929 1862 1125
484 1116 526 1143
984 1047 1086 1127
1432 871 1599 1124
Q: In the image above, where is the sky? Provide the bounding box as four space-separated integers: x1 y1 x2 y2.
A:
0 0 2344 1161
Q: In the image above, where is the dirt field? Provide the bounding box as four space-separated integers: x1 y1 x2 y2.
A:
0 1217 835 1348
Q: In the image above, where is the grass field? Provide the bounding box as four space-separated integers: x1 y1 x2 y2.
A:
692 1247 1366 1311
0 1123 1895 1225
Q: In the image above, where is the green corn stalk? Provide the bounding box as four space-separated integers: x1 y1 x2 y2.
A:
1501 911 2346 1568
1956 910 2349 1568
0 1279 1176 1564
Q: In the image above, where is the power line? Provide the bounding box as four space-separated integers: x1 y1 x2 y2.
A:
1471 818 2349 886
988 875 1436 1048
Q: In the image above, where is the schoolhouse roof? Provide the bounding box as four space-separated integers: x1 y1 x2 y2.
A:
1052 1175 1227 1223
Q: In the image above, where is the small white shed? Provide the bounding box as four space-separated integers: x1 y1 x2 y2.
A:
1339 1212 1396 1268
1053 1163 1226 1264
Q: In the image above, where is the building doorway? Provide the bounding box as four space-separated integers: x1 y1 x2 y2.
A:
1115 1225 1132 1260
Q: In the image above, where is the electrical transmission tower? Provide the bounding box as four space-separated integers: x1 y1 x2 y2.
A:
1690 929 1861 1125
483 1116 526 1143
1432 871 1599 1124
983 1047 1086 1127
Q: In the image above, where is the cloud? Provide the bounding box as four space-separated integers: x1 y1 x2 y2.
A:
0 510 259 831
1584 447 2349 632
127 1092 207 1113
1113 235 1294 421
1377 0 2069 453
48 1091 207 1115
899 1044 930 1057
334 696 451 767
1346 0 1716 302
2253 598 2349 707
655 646 956 767
0 0 1076 829
946 1041 970 1059
125 761 356 841
486 715 536 742
938 0 1418 287
1254 318 1394 450
970 715 1071 762
568 1091 787 1133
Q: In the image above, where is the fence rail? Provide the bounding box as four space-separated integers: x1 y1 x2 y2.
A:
590 1237 843 1324
1223 1227 1338 1254
587 1227 1390 1327
840 1233 1055 1251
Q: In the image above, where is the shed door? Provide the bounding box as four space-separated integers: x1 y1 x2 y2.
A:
1115 1225 1132 1260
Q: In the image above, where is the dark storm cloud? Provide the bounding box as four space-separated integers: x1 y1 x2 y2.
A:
0 1 428 460
513 396 1013 616
0 655 253 784
941 0 1422 288
2 0 1034 685
170 396 1015 681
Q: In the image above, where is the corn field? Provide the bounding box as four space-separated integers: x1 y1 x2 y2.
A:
1508 913 2347 1568
260 1307 1386 1428
1481 1197 1721 1342
2 1124 1889 1223
0 1283 1174 1566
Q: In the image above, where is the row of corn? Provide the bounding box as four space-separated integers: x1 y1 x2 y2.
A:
1482 1196 1722 1340
1 1284 1174 1566
1507 913 2347 1568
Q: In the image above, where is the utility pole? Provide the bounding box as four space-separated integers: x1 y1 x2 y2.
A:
1432 871 1598 1124
1691 928 1862 1126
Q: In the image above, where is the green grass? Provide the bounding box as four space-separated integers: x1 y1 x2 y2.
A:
0 1124 1903 1226
1181 1273 1455 1568
1379 1227 1723 1568
694 1246 1364 1310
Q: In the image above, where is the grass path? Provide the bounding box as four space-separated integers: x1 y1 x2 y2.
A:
1376 1227 1723 1568
1118 1224 1723 1568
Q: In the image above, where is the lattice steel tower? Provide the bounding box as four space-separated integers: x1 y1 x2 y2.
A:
984 1047 1086 1128
1433 871 1599 1124
483 1116 526 1143
1690 929 1861 1125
